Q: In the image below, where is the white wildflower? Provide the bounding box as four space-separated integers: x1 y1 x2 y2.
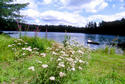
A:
28 66 35 71
22 48 26 50
42 64 48 68
33 48 39 50
62 54 68 57
60 51 65 54
57 58 62 61
78 66 83 70
77 50 84 54
26 47 32 52
17 43 21 45
18 39 23 41
79 60 85 63
8 45 12 47
49 76 55 81
25 42 28 45
52 51 57 55
66 58 73 62
71 67 75 71
58 62 65 68
40 53 46 57
59 72 66 78
22 53 25 56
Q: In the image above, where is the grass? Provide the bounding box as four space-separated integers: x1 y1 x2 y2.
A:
0 34 125 84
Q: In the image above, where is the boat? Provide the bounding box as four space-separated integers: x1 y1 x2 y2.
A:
87 40 100 45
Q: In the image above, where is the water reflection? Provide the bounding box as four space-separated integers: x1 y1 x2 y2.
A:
3 31 125 49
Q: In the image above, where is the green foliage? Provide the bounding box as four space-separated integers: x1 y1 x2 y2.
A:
21 36 54 51
0 0 28 21
0 35 125 84
62 34 71 47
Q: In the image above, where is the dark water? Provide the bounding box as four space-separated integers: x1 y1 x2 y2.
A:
3 31 125 49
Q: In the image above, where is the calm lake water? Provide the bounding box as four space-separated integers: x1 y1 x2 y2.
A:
3 31 125 49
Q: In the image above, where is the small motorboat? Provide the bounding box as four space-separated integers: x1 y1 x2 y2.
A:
87 40 100 45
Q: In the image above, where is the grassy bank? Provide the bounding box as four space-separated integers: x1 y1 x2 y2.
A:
0 34 125 84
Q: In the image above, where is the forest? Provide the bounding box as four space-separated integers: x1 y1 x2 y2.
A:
0 17 125 36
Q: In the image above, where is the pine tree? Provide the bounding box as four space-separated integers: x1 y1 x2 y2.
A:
0 0 28 22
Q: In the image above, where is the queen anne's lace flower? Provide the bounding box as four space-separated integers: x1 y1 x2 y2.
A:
49 76 55 80
42 64 48 68
28 66 35 71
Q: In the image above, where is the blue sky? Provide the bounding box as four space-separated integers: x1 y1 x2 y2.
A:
14 0 125 27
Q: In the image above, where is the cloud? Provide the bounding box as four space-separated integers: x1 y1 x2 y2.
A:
88 11 125 22
14 0 125 27
13 0 38 10
40 11 87 27
43 0 52 4
60 0 108 13
21 10 87 27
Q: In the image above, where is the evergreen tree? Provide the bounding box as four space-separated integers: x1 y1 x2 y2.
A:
0 0 28 22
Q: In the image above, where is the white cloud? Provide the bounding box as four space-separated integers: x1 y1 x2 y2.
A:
40 11 87 27
13 0 38 10
21 9 40 18
60 0 108 13
88 11 125 22
21 10 88 27
43 0 52 4
120 0 124 2
12 0 125 27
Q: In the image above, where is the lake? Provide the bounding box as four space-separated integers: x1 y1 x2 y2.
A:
3 31 125 49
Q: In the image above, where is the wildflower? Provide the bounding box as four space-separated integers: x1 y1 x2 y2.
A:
52 51 57 55
8 45 12 47
60 51 65 54
28 66 35 71
57 58 62 61
40 53 46 57
78 66 83 70
77 50 84 54
17 43 21 45
22 48 26 50
62 54 68 57
33 48 39 50
42 64 48 68
71 67 75 71
26 47 32 52
79 60 85 63
49 76 55 81
66 58 73 62
17 39 23 41
59 72 66 78
58 62 65 68
22 53 25 56
25 42 28 45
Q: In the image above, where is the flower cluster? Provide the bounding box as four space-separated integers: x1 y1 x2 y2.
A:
8 39 40 59
30 41 90 83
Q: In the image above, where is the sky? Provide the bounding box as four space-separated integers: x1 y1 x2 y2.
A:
13 0 125 27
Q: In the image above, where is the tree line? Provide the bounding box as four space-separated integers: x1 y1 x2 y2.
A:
0 0 125 36
1 17 125 36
